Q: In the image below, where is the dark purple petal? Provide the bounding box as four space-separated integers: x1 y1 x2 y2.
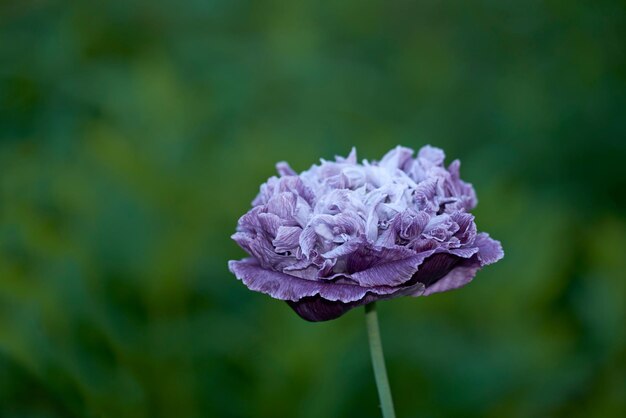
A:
287 279 426 322
287 297 364 322
411 253 461 287
348 246 436 287
422 263 481 296
419 234 503 295
287 293 380 322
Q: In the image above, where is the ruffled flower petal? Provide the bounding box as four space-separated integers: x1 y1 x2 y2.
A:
229 258 424 315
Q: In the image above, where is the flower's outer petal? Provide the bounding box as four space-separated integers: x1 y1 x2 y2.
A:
421 263 480 296
346 245 408 272
349 247 436 287
287 282 425 321
229 258 409 303
287 296 367 322
474 233 504 265
420 235 503 296
411 253 460 287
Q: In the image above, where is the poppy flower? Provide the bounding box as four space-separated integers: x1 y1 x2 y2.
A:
229 146 503 321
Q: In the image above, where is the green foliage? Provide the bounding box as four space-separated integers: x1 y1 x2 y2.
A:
1 1 625 417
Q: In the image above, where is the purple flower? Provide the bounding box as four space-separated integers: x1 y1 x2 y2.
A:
229 146 504 321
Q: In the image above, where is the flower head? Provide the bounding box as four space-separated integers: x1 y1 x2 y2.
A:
229 146 503 321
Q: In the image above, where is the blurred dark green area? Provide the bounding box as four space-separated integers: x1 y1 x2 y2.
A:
1 0 625 417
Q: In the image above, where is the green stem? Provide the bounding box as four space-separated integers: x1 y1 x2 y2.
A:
365 302 396 418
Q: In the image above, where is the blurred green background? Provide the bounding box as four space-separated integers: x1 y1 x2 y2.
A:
1 0 625 417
